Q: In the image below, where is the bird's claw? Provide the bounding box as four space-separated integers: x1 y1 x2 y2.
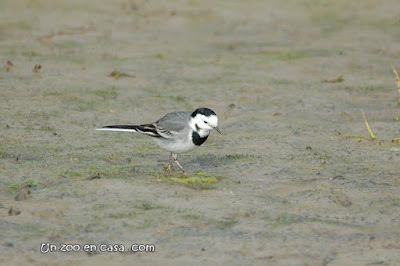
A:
164 163 173 174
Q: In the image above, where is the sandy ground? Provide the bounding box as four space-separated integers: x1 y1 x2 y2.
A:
1 0 400 265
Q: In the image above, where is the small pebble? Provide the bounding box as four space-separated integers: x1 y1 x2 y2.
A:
8 207 21 216
14 187 30 201
3 242 14 247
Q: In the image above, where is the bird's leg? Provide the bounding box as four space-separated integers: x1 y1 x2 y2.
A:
164 152 174 173
172 153 187 175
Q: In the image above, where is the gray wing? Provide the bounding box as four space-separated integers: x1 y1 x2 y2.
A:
154 111 191 139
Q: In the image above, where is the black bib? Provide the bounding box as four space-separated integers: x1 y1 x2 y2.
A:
192 131 209 146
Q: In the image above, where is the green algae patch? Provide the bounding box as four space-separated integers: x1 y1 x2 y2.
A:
166 171 223 189
9 180 40 190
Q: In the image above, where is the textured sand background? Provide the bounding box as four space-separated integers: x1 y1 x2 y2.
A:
1 0 400 265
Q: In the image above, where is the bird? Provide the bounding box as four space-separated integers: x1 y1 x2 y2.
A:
96 108 221 174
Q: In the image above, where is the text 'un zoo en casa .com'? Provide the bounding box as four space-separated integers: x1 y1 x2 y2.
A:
40 243 155 254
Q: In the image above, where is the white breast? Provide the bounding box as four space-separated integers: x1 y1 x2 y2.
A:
153 130 198 153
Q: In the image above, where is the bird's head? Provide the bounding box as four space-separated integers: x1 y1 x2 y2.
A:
190 108 221 134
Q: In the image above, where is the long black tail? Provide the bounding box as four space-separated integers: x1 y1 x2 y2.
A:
96 124 162 137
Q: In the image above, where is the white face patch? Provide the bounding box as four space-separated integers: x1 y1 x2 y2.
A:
191 114 218 133
205 115 218 128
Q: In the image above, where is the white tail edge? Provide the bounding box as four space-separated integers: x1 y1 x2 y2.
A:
95 128 138 133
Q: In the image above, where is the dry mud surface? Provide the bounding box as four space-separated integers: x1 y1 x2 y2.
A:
1 1 400 265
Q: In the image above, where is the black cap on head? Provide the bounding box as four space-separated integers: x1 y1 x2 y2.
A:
191 108 216 118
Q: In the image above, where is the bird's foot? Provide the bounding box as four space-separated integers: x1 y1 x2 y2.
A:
164 163 173 174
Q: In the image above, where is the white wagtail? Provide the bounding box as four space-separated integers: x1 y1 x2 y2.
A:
96 108 221 173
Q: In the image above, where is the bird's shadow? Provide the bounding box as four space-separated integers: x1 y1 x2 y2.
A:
187 154 225 168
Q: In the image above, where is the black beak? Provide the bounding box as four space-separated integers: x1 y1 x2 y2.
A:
214 126 222 134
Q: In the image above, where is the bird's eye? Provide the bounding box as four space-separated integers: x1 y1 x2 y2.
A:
204 121 208 124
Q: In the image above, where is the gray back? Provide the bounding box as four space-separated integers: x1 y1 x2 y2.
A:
155 111 191 134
